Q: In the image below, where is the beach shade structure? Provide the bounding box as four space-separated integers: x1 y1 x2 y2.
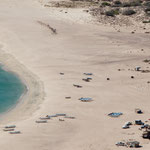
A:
108 112 123 117
83 73 93 75
79 97 93 102
56 113 66 116
36 120 47 123
5 125 16 129
9 131 21 134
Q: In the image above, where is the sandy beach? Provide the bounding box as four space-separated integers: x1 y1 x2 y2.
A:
0 0 150 149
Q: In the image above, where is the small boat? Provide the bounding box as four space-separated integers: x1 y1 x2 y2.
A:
3 128 15 131
36 120 47 123
73 84 82 88
60 72 64 75
87 77 92 80
82 78 90 82
9 131 21 134
83 73 93 75
47 114 57 117
79 97 93 102
56 113 66 116
5 125 16 128
59 119 64 121
40 116 51 120
65 97 71 99
64 116 75 119
108 112 123 117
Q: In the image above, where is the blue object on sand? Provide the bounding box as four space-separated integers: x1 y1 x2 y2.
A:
79 97 92 101
108 112 123 117
83 73 93 75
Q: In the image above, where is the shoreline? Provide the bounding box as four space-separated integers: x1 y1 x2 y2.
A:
0 66 28 120
0 49 45 124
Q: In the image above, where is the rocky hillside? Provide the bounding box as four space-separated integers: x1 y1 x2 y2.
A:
90 0 150 26
42 0 150 27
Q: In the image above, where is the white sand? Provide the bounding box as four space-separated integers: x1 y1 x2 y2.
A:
0 0 150 149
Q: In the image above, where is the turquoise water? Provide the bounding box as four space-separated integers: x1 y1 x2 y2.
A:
0 66 25 113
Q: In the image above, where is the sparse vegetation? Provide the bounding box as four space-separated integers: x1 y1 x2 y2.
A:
143 20 150 23
113 0 122 7
144 7 150 15
122 2 132 7
105 9 120 16
114 1 122 5
122 9 136 15
130 0 142 6
101 2 111 7
122 0 141 7
143 59 150 63
143 2 150 7
45 0 97 8
44 0 150 26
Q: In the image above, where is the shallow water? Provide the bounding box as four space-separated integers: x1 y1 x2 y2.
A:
0 66 25 113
